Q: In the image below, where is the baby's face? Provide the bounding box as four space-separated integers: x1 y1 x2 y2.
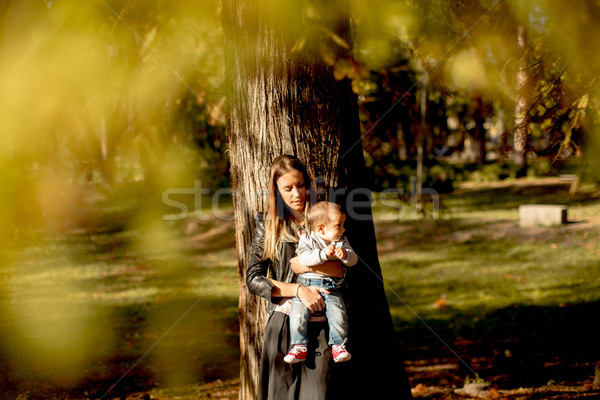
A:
320 213 346 243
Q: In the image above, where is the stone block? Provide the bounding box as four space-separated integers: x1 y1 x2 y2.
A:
518 204 567 227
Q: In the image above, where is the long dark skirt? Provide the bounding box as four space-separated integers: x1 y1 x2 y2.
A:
260 311 333 400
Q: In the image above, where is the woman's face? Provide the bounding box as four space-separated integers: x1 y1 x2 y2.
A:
276 169 307 215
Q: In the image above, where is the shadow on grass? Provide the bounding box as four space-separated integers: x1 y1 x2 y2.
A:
395 300 600 389
0 296 240 400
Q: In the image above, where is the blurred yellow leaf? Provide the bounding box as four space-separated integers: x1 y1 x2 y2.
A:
574 94 589 109
291 36 307 53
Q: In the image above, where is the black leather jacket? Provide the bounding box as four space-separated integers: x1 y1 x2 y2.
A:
246 214 298 314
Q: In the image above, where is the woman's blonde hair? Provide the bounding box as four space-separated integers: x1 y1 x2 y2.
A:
262 155 312 261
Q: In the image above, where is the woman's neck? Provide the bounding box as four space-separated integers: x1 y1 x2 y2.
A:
289 208 304 224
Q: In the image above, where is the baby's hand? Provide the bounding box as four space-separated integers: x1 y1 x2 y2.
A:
325 244 336 257
334 248 347 260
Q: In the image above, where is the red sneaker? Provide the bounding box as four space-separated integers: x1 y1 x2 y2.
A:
332 342 351 363
284 345 307 364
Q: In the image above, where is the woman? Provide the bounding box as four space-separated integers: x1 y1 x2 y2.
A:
247 154 345 399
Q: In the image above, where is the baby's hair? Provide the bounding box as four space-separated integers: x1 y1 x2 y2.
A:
307 201 343 230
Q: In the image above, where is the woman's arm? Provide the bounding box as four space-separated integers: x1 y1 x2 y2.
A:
246 215 275 302
290 257 345 278
270 279 328 312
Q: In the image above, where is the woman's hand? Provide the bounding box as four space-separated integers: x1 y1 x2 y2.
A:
297 285 329 313
290 256 310 275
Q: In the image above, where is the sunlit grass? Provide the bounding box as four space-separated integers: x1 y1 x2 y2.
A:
373 179 600 324
382 236 600 323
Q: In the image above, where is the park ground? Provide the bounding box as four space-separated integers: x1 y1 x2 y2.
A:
1 177 600 399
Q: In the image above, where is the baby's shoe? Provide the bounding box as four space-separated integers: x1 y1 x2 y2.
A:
332 340 351 363
284 344 307 364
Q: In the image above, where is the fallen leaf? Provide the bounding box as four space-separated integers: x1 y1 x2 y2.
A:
413 383 427 393
434 296 448 309
454 383 489 398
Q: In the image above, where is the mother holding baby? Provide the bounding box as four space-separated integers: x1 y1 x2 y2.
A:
247 154 413 400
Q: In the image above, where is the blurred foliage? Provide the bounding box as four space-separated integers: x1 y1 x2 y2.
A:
0 0 227 242
1 0 600 397
0 0 230 395
363 157 560 193
332 0 600 188
3 0 599 244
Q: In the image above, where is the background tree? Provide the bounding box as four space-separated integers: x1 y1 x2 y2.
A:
512 21 529 169
222 0 412 398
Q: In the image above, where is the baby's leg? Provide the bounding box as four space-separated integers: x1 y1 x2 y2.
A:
289 296 311 345
322 292 348 346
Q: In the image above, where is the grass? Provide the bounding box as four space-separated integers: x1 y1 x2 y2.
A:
379 220 600 320
372 177 600 390
1 176 599 398
0 206 240 399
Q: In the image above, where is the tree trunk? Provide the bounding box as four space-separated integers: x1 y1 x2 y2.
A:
222 1 412 399
514 22 528 169
416 77 427 213
472 93 487 164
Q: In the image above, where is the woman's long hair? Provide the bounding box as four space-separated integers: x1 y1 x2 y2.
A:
262 155 312 261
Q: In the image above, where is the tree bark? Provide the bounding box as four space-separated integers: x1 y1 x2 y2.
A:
223 1 412 399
